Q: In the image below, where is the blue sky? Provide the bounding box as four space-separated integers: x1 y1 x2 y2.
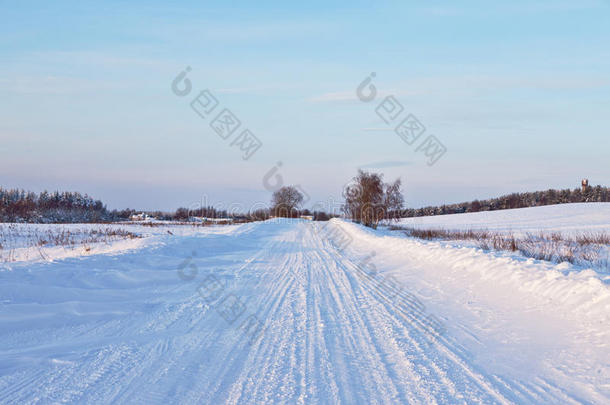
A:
1 0 609 211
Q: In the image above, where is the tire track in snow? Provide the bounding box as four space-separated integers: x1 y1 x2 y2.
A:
1 219 604 403
319 221 592 404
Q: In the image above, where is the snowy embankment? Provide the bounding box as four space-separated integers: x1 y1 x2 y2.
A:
326 218 610 402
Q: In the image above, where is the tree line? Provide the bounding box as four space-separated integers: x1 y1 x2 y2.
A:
271 172 609 229
0 188 243 223
0 188 109 223
108 206 235 221
400 184 610 218
3 178 608 225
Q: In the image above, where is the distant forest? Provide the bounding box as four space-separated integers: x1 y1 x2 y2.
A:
0 189 110 223
1 184 609 223
400 184 610 218
0 188 235 223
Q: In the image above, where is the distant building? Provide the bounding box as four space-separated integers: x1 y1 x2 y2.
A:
582 179 589 193
300 215 314 221
130 213 151 221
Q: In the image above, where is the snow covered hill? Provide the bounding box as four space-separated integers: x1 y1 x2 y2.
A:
0 217 608 403
396 202 610 236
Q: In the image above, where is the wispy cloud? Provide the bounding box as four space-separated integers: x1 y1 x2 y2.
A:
24 50 172 69
418 1 606 17
307 91 357 103
213 83 302 95
361 128 395 132
309 74 610 104
210 20 334 41
0 75 123 95
308 89 412 103
359 160 413 169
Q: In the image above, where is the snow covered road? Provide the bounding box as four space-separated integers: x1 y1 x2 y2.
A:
1 219 608 404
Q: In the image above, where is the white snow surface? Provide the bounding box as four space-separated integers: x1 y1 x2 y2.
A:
0 217 608 403
396 202 610 236
0 222 226 263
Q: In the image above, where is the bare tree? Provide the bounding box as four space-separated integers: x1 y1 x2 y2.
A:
343 170 404 228
384 178 404 221
271 186 304 217
343 171 384 228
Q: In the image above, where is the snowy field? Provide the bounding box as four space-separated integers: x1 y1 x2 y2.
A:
392 203 610 275
0 222 227 263
0 207 609 403
396 202 610 236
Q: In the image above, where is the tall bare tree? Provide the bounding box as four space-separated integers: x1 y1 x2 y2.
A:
343 170 404 228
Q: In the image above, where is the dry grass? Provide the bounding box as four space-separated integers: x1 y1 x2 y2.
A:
33 227 139 247
0 225 141 262
392 225 609 270
132 219 250 227
0 219 250 262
